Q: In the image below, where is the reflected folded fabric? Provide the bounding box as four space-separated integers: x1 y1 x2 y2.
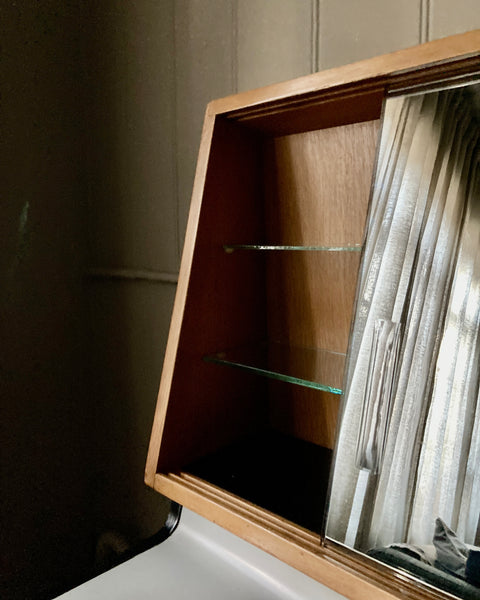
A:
434 518 480 587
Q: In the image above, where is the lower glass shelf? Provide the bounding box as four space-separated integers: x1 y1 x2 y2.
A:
223 243 362 253
203 342 345 394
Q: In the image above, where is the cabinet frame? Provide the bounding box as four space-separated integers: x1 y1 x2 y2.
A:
146 31 480 600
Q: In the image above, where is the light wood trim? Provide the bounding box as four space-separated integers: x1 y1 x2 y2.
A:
144 107 217 485
155 473 461 600
176 472 320 549
155 473 416 600
208 30 480 117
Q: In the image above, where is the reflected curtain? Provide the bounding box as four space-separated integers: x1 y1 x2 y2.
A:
327 84 480 551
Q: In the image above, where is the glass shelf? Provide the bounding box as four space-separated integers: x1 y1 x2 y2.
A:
204 342 345 394
224 244 362 253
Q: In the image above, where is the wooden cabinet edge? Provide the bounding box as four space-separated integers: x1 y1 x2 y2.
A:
144 109 217 487
153 474 401 600
207 30 480 117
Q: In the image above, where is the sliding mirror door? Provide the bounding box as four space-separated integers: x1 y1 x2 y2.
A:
326 80 480 599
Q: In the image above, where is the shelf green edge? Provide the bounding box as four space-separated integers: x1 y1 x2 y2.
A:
203 354 343 395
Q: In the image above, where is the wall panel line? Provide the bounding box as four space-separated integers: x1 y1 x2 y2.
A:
311 0 320 73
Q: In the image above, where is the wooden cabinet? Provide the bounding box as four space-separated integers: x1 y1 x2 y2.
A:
146 31 480 600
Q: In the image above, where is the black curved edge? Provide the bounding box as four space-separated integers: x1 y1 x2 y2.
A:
111 502 182 569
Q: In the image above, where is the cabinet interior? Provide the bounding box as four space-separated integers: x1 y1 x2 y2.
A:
155 101 381 533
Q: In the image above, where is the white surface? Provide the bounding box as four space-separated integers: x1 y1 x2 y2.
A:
57 508 346 599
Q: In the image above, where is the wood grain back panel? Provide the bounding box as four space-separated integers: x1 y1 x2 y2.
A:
264 120 380 446
264 121 380 247
268 382 341 449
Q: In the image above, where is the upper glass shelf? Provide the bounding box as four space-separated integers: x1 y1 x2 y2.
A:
204 342 346 394
223 244 362 253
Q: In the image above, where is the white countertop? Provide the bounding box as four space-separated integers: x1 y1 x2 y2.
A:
57 508 346 600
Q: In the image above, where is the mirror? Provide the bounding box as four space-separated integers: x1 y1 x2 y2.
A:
326 81 480 598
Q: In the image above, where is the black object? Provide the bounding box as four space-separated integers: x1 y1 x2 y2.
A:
368 547 480 600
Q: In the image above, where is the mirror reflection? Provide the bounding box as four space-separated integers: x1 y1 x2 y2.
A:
326 81 480 598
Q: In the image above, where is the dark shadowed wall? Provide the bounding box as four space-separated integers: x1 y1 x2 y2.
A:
1 3 92 598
